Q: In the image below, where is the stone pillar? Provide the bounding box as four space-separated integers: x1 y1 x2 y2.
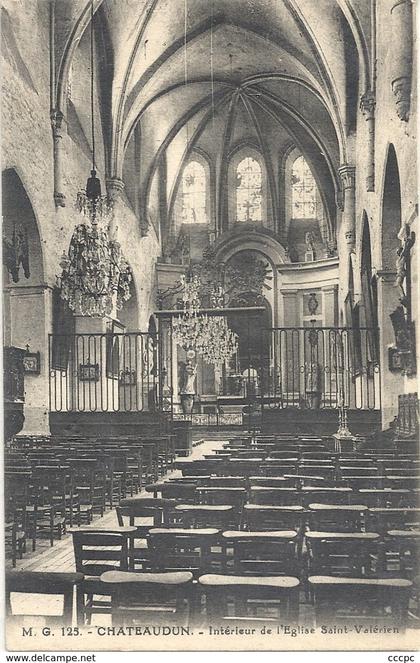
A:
360 91 376 191
322 285 338 327
390 0 413 122
8 284 53 435
338 165 356 252
51 110 66 207
338 165 356 306
377 270 405 428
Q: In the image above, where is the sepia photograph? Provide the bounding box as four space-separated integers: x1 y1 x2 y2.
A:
2 0 419 655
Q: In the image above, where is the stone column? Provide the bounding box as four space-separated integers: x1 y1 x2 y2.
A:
360 91 376 191
338 165 356 306
338 165 356 252
322 285 338 327
8 284 53 435
51 110 66 207
390 0 413 121
377 269 405 428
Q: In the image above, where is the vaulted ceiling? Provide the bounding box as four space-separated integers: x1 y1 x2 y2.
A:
54 0 373 234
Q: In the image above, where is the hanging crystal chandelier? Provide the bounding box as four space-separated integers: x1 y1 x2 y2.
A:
57 0 132 318
172 272 238 368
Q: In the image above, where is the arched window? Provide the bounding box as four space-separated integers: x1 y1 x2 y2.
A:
180 160 207 224
236 157 262 223
291 155 318 219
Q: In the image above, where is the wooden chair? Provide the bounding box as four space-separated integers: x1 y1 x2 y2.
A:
345 476 386 490
199 574 300 625
366 507 420 535
5 472 29 564
173 504 234 529
67 459 106 520
340 466 377 478
249 476 295 488
32 465 79 530
159 482 197 503
358 489 415 508
306 532 380 577
100 570 194 626
298 464 336 480
308 503 367 532
259 461 298 476
386 476 420 490
71 528 132 624
301 487 352 507
267 452 300 461
196 487 246 526
227 458 265 477
309 576 412 631
284 474 328 489
221 530 300 576
249 487 301 506
116 497 176 570
382 530 420 578
6 571 84 626
148 527 220 575
243 504 306 551
203 476 247 488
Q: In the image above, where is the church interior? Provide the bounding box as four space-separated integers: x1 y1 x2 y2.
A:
2 0 419 647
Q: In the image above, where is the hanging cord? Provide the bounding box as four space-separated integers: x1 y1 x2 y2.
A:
210 1 214 104
90 0 96 172
184 0 189 145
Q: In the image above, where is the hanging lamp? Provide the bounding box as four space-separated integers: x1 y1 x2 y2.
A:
58 0 132 317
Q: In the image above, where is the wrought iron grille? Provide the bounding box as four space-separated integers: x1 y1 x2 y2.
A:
48 331 172 413
263 327 381 411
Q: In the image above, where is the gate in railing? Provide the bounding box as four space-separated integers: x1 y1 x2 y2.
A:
49 331 172 414
263 327 381 411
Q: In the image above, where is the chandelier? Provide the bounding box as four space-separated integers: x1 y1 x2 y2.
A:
57 0 132 318
172 272 238 368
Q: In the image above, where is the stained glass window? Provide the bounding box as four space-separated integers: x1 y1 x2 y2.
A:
181 160 207 224
236 157 262 223
291 155 318 218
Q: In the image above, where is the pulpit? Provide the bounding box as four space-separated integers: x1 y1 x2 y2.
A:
4 346 25 442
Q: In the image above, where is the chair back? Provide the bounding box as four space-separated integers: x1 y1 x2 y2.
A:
244 505 305 532
308 503 367 532
309 576 412 630
100 570 193 626
199 574 300 624
149 528 220 574
72 531 128 576
249 487 300 506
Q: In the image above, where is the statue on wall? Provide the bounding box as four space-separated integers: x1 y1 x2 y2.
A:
3 223 30 283
304 231 315 262
395 224 415 308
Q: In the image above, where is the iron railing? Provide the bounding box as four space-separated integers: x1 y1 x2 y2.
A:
263 327 381 411
48 332 168 413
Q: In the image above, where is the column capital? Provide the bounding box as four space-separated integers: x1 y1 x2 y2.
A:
391 76 411 121
376 269 397 284
50 109 65 138
360 90 376 120
338 164 356 190
106 177 125 202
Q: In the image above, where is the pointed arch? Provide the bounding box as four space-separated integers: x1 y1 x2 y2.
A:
227 144 268 230
381 144 402 271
